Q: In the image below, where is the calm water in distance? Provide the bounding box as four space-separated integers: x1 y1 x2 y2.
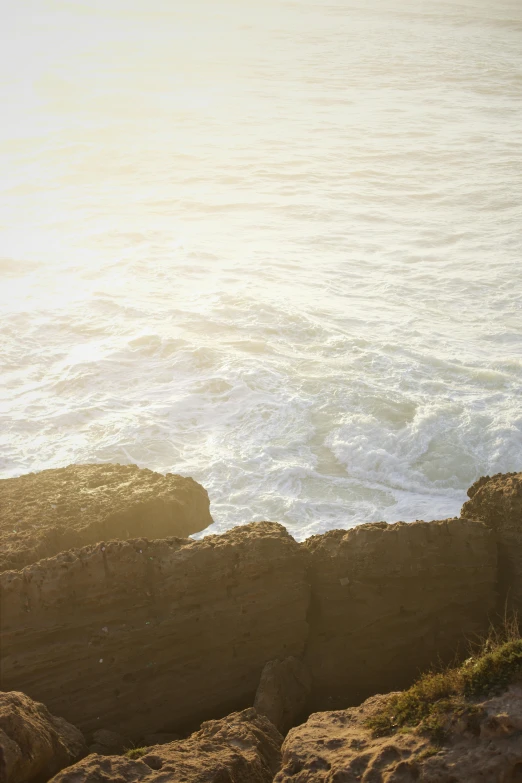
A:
1 0 521 538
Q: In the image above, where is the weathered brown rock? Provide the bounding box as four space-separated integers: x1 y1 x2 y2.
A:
1 523 309 738
49 709 283 783
0 463 213 572
275 686 522 782
303 518 497 710
462 471 522 613
254 657 312 735
0 690 86 783
1 465 513 759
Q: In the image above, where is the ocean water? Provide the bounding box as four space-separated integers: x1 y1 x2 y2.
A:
1 0 521 540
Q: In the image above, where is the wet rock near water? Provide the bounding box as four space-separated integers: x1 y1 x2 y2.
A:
0 463 213 572
462 471 522 614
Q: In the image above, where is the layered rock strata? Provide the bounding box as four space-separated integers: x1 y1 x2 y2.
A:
0 466 512 747
1 523 309 738
303 518 497 709
0 463 213 572
275 686 522 783
462 471 522 613
48 709 283 783
1 516 496 741
0 691 86 783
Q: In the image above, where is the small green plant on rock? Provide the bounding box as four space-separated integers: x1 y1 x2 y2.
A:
125 747 147 759
365 634 522 745
416 746 439 761
462 638 522 697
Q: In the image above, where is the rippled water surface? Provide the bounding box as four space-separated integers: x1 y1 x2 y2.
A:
1 0 521 538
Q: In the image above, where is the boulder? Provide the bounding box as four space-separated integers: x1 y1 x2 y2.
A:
0 691 86 783
254 657 311 734
462 471 522 613
0 463 213 572
303 518 497 710
1 522 309 738
49 709 283 783
275 686 522 782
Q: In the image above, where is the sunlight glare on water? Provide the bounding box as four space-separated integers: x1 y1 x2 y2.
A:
1 0 521 539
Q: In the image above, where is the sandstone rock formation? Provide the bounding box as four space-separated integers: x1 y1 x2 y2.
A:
48 709 283 783
462 471 522 613
1 523 309 738
254 657 312 735
275 686 522 782
303 518 497 710
0 464 509 752
0 463 213 572
0 690 86 783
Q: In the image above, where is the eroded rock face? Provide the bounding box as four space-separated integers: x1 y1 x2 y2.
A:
0 465 509 754
275 686 522 782
254 657 312 735
0 691 86 783
462 472 522 612
1 523 309 738
303 518 497 710
48 709 283 783
0 463 213 572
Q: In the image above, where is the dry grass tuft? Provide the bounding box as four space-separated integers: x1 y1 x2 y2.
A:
365 616 522 745
124 747 148 759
